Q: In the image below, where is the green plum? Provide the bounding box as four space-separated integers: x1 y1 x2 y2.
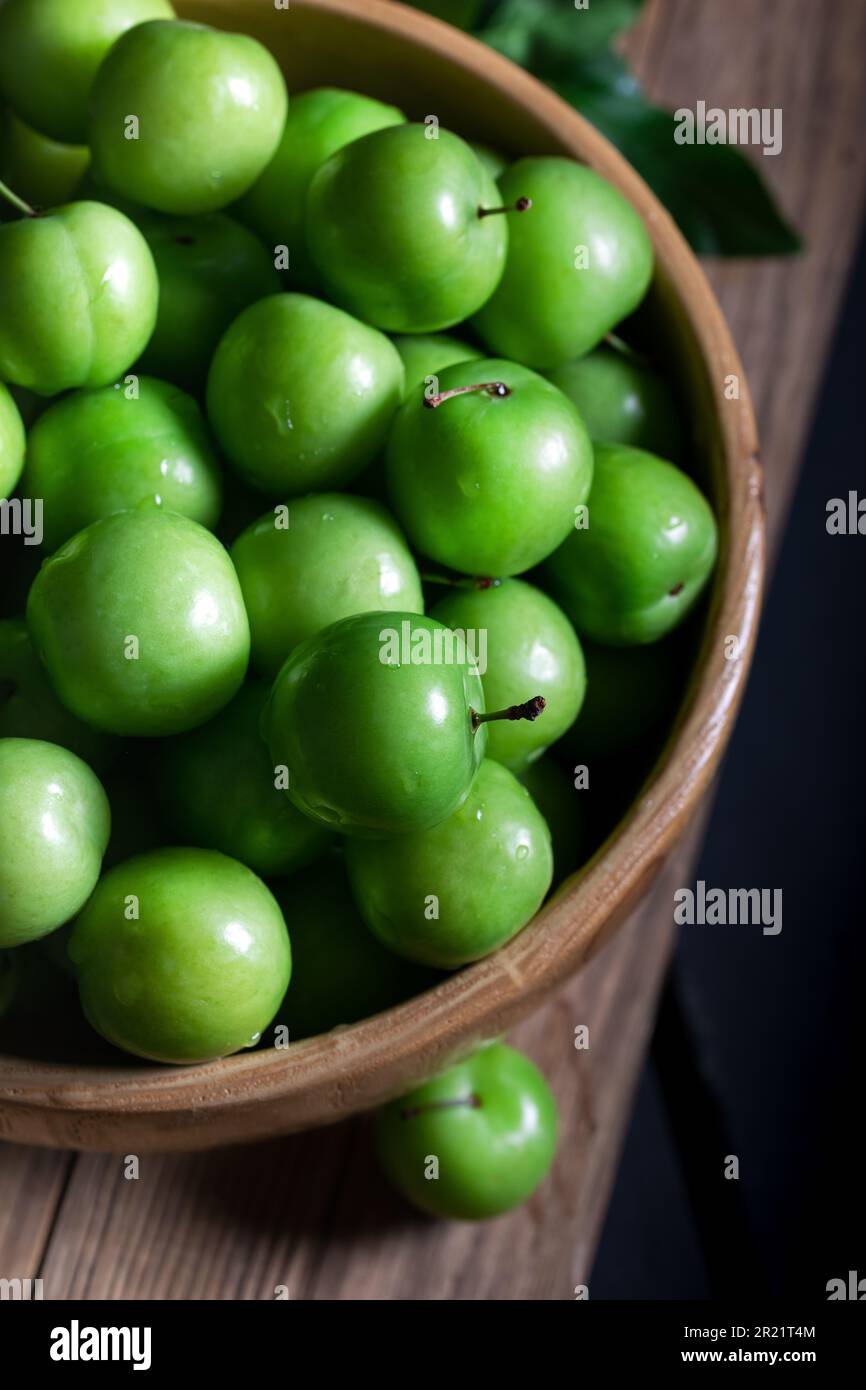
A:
546 342 684 460
26 507 250 736
0 107 90 208
0 0 175 143
0 200 158 396
376 1041 557 1220
235 87 405 289
544 443 718 645
306 125 509 332
207 293 404 496
90 19 287 214
386 357 593 576
0 737 111 948
22 376 223 551
431 578 586 772
135 210 281 389
471 141 507 181
156 681 330 878
346 759 552 967
474 158 653 369
263 611 487 837
231 493 423 677
391 332 483 400
0 380 25 499
559 635 682 760
519 755 585 886
272 860 437 1041
69 847 290 1063
0 618 116 770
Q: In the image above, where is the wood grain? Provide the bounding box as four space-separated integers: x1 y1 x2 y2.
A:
2 0 864 1298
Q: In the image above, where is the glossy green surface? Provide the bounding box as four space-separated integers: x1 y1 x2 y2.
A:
207 293 404 496
559 636 682 760
391 332 483 399
272 860 437 1041
0 738 110 948
519 755 585 886
263 611 487 837
232 493 423 677
431 578 586 772
156 681 330 878
474 158 653 369
470 141 507 181
346 759 552 968
0 107 90 208
0 618 116 769
387 357 593 576
306 124 507 332
0 0 175 143
0 201 158 396
235 86 405 289
0 380 25 498
135 210 281 389
376 1041 557 1220
544 444 718 645
546 343 684 461
69 847 291 1063
22 376 223 551
89 20 287 214
26 508 250 736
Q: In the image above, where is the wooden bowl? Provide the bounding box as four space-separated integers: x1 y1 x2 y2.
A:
0 0 763 1151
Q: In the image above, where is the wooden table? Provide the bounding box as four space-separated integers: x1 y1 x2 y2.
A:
3 0 865 1300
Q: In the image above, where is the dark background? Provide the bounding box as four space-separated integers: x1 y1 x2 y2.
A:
591 229 866 1299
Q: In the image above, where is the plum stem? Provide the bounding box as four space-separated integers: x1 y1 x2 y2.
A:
420 572 502 591
423 380 511 409
0 178 37 218
401 1094 482 1120
478 196 532 218
471 695 546 732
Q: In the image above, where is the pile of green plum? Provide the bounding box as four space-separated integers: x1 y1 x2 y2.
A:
0 1 718 1220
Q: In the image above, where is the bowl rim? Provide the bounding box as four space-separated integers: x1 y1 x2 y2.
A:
0 0 764 1148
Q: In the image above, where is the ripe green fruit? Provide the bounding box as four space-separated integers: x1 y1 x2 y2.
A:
235 86 405 289
135 210 281 390
559 636 682 760
387 358 593 576
546 343 684 460
391 332 483 399
207 293 404 496
474 158 653 369
26 507 250 736
272 861 437 1041
544 443 718 645
346 759 552 968
0 738 110 949
0 380 25 499
156 681 330 878
431 578 586 772
0 618 116 770
231 493 423 677
0 0 175 143
69 847 291 1063
0 201 158 396
519 755 585 886
376 1041 558 1220
306 125 508 332
0 107 90 208
89 20 287 214
22 376 222 551
263 611 487 837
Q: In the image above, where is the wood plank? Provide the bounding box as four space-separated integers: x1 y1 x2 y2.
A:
12 0 866 1299
0 1144 71 1281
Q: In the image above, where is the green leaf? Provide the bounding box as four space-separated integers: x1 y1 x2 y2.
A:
555 56 801 256
481 0 646 71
